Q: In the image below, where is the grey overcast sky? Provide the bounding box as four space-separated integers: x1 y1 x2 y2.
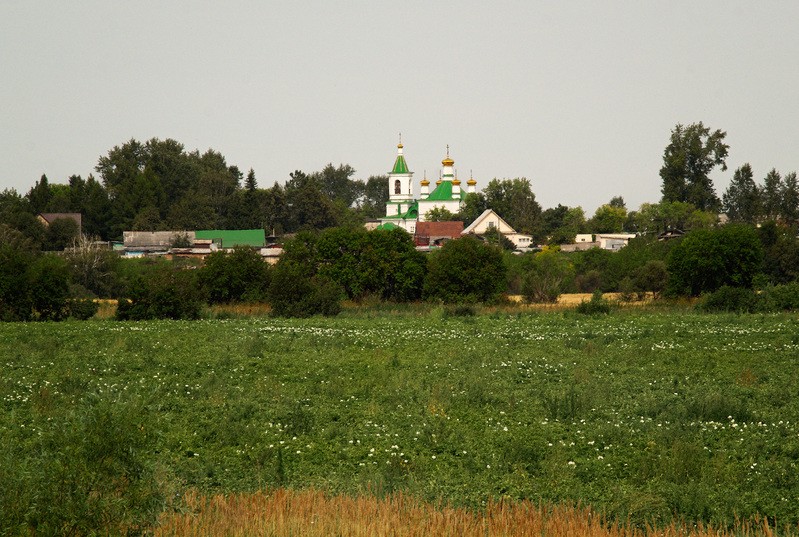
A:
2 1 797 214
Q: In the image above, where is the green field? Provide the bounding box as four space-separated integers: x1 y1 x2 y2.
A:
2 310 799 528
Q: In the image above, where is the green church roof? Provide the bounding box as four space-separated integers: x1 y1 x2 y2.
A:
195 229 265 248
391 154 410 174
381 201 418 221
425 181 466 202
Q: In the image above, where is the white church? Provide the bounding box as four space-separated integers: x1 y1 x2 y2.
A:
378 141 476 234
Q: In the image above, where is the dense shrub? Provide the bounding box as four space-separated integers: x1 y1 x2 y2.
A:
116 265 204 320
281 228 426 302
200 247 271 304
575 290 612 314
759 222 799 285
617 276 637 302
27 255 71 321
267 260 342 318
632 260 668 299
66 298 100 320
43 216 80 251
63 236 122 298
521 247 574 303
698 286 759 313
573 247 613 290
423 236 506 303
503 251 534 295
574 269 602 293
0 229 75 321
667 224 763 296
443 304 477 317
602 237 676 292
0 232 38 321
757 282 799 311
700 282 799 313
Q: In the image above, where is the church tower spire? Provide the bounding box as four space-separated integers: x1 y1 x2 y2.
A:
385 136 414 218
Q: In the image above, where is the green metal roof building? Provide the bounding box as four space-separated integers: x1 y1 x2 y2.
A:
195 229 265 248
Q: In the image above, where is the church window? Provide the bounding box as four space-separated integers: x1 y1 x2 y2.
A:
394 180 401 194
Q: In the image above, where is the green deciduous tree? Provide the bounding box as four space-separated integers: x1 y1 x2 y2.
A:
633 260 669 299
316 163 362 208
116 264 204 320
456 193 487 225
280 227 426 302
521 246 574 303
483 178 542 237
0 226 76 321
424 206 456 222
284 171 339 231
267 260 342 318
361 175 390 219
95 138 245 237
660 122 727 211
590 204 627 233
44 217 80 251
634 201 717 235
0 226 38 321
759 221 799 285
27 254 71 321
667 224 763 296
608 196 626 209
542 205 586 245
200 247 271 304
423 235 506 303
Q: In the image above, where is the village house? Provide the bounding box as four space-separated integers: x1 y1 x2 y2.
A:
462 209 534 251
595 233 637 250
37 212 82 233
560 233 637 252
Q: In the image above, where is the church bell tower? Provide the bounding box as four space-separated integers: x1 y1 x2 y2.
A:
386 136 414 216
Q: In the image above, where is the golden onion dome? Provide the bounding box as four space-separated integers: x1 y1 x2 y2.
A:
421 177 430 186
442 156 454 166
467 177 477 186
452 178 461 186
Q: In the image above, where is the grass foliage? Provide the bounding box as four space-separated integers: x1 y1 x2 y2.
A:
699 282 799 313
156 488 791 537
2 311 799 532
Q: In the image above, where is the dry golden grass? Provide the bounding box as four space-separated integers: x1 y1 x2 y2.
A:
505 293 655 309
207 302 273 317
155 489 791 537
93 298 118 319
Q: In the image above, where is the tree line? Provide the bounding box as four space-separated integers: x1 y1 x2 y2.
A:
5 122 795 252
1 123 798 321
3 216 798 321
